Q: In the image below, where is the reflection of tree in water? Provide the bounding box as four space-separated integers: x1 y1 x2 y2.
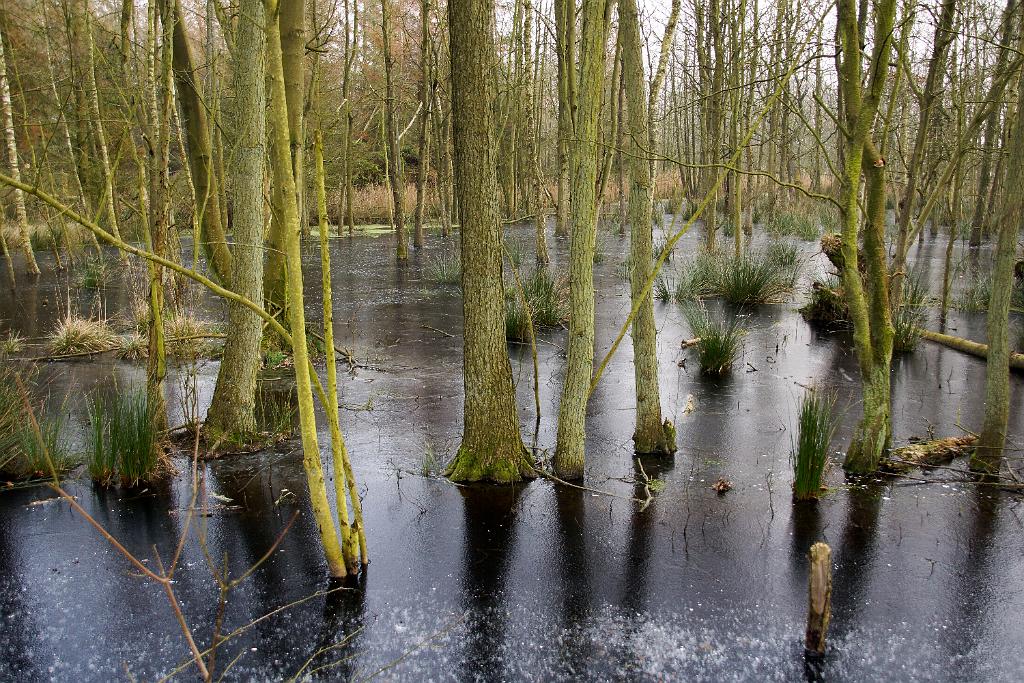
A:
456 485 523 681
200 454 328 674
829 487 884 635
0 499 39 678
944 488 1001 677
292 575 367 680
621 454 675 615
552 485 595 676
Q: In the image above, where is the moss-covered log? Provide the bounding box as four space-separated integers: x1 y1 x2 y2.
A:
919 329 1024 371
880 435 977 473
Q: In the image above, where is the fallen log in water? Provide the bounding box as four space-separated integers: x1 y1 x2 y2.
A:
880 435 977 474
919 329 1024 371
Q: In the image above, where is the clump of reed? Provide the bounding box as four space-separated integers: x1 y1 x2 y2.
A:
505 268 569 342
165 312 221 358
671 249 721 302
892 273 930 353
78 256 111 289
767 209 821 241
1 331 24 356
714 247 801 305
667 246 801 305
86 389 165 487
683 303 745 375
426 249 462 285
799 274 849 326
47 315 118 356
0 368 75 481
791 388 837 502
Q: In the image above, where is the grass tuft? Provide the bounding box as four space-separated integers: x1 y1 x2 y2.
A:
87 388 164 487
683 303 745 375
48 315 118 355
505 268 569 342
426 249 462 285
714 247 801 305
0 368 75 480
1 331 24 356
791 388 837 501
892 273 930 353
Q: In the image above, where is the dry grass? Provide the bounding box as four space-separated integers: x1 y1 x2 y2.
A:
47 315 118 356
328 183 442 226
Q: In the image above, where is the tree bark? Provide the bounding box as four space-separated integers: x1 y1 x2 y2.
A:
972 52 1024 474
620 0 675 456
554 0 610 479
445 0 532 482
171 0 232 282
0 20 39 276
208 0 268 441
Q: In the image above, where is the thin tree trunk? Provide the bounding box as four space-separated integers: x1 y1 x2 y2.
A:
553 0 575 237
265 0 348 577
171 0 232 282
554 0 611 479
0 20 39 276
381 0 408 259
621 0 675 455
972 47 1024 474
413 0 432 250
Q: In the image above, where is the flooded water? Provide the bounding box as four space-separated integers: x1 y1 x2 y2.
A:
1 221 1023 681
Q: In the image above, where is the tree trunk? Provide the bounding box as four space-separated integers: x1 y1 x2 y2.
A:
553 0 575 238
146 0 172 433
890 0 957 303
207 0 267 441
554 0 610 479
445 0 533 482
381 0 408 259
413 0 432 250
524 0 548 264
836 0 898 473
620 0 675 455
280 0 306 234
171 0 232 282
0 21 39 276
972 54 1024 474
265 0 348 577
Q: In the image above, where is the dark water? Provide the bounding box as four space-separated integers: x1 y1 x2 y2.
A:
1 222 1023 681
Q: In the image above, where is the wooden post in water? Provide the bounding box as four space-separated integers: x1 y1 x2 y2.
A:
805 542 832 655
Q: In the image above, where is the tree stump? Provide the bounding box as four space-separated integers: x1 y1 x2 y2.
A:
805 542 832 656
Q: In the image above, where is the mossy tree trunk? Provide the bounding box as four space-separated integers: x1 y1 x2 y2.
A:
445 0 533 483
171 0 232 283
0 22 39 276
971 51 1024 475
315 129 363 572
620 0 675 456
266 0 347 577
280 0 306 235
553 0 610 480
835 0 897 473
207 0 267 442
